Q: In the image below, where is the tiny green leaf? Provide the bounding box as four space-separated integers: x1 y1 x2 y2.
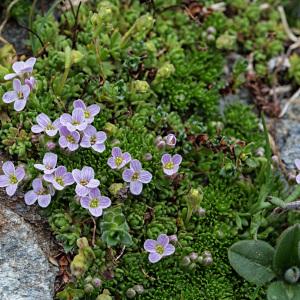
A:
228 240 276 285
273 224 300 276
267 281 300 300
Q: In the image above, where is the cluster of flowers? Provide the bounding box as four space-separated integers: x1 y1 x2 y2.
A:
2 57 36 111
31 99 106 153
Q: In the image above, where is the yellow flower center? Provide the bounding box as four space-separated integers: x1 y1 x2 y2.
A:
84 111 90 118
37 189 45 195
132 172 139 181
155 244 164 255
18 91 23 98
67 135 75 143
115 157 123 166
56 176 64 186
46 124 55 130
80 179 88 186
90 136 97 145
72 121 79 125
164 162 174 169
90 198 99 208
9 175 18 184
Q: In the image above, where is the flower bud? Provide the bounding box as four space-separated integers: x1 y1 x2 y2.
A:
92 277 102 288
135 14 154 33
46 141 56 151
202 256 213 266
207 26 216 34
271 155 279 165
188 262 197 271
84 275 93 283
255 147 265 157
202 250 212 258
143 153 153 161
207 34 215 42
169 234 178 243
84 283 94 293
164 133 176 148
109 183 124 197
131 80 150 93
181 256 191 267
284 266 300 284
156 140 166 150
189 252 198 261
126 288 136 299
71 50 84 64
155 62 175 80
133 284 144 295
196 207 206 217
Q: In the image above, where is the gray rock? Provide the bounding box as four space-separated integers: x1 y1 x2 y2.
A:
0 204 57 300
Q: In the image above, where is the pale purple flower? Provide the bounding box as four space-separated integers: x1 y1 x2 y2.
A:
122 160 152 195
73 99 100 124
60 108 88 132
4 57 36 80
34 153 57 175
24 178 53 207
58 126 80 151
72 166 100 197
2 78 30 111
80 188 111 217
31 113 60 137
164 134 176 148
25 76 36 91
161 154 182 176
295 159 300 184
0 161 25 196
44 166 74 190
143 234 175 263
80 125 107 153
107 147 131 169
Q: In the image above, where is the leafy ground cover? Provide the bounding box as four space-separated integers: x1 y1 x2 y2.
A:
1 1 300 299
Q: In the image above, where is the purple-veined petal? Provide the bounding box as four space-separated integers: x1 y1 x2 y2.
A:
172 154 182 165
122 152 131 164
43 174 54 183
107 157 117 169
144 239 157 252
14 99 26 111
157 234 169 247
25 57 36 68
82 166 94 181
130 181 143 195
148 252 162 263
87 104 100 117
80 197 90 208
0 175 9 187
92 143 105 153
139 170 152 183
60 113 72 126
112 147 122 157
32 178 43 192
24 190 38 205
72 169 82 183
13 78 22 92
15 167 25 181
99 196 111 208
6 184 17 196
12 62 25 73
89 206 103 217
130 159 142 171
122 169 134 182
73 99 86 109
80 135 91 148
63 173 74 186
296 174 300 184
2 161 15 176
72 108 84 122
76 121 88 132
83 125 96 136
52 180 64 191
38 194 51 207
4 73 17 80
37 113 50 128
58 136 68 148
95 131 107 143
163 244 175 256
87 179 100 189
89 188 101 199
67 142 79 152
43 153 57 168
53 118 61 129
163 166 178 176
72 131 80 142
31 125 43 133
76 184 89 197
2 91 18 103
45 128 58 137
55 166 67 177
295 159 300 171
161 154 171 164
21 84 30 98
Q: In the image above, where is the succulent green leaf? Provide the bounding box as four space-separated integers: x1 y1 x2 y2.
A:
228 240 275 285
267 281 300 300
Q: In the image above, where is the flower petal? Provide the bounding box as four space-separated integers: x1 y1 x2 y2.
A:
13 79 22 92
15 167 25 181
95 131 107 143
122 152 131 164
163 244 175 256
12 61 25 73
295 159 300 171
89 206 103 217
58 136 68 148
45 128 58 137
112 147 122 157
31 125 43 133
63 173 75 186
67 142 79 151
24 190 38 205
25 57 36 68
4 73 17 80
87 179 100 189
6 184 17 196
92 143 105 153
38 194 51 207
139 170 152 183
2 91 18 103
2 161 15 176
144 239 157 252
83 125 96 136
80 197 90 209
296 174 300 184
122 169 134 182
157 234 169 247
82 166 94 181
148 252 162 263
99 196 111 209
163 166 178 176
87 104 100 117
14 99 27 111
172 154 182 165
130 159 142 171
161 154 171 164
89 188 101 198
32 178 43 192
37 113 50 128
130 181 143 195
73 99 86 109
0 175 9 187
55 166 67 177
21 84 30 98
72 169 82 183
76 184 89 197
43 153 57 168
107 157 117 169
60 113 72 126
80 135 91 148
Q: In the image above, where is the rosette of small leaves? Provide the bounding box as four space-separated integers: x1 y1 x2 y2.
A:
100 207 133 247
228 225 300 299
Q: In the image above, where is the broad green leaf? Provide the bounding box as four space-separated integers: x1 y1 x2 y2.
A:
267 281 300 300
273 224 300 276
228 240 275 285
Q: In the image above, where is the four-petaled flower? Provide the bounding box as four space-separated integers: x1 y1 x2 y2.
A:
144 234 175 263
59 126 80 151
73 99 100 124
2 78 30 111
161 154 182 176
122 160 152 195
31 113 60 136
0 161 25 196
4 57 36 80
295 159 300 184
80 188 111 217
24 178 54 207
60 108 88 132
72 166 100 197
34 152 57 175
80 125 107 153
44 166 74 190
107 147 131 169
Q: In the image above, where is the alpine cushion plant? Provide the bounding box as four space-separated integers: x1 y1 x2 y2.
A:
144 234 175 263
44 166 74 190
161 154 182 176
24 178 54 207
0 161 25 196
107 147 131 169
2 78 30 111
31 113 61 137
80 188 111 217
122 159 152 195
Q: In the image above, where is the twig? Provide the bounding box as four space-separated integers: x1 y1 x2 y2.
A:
71 2 82 48
278 6 298 43
279 88 300 118
91 216 97 246
114 246 126 262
